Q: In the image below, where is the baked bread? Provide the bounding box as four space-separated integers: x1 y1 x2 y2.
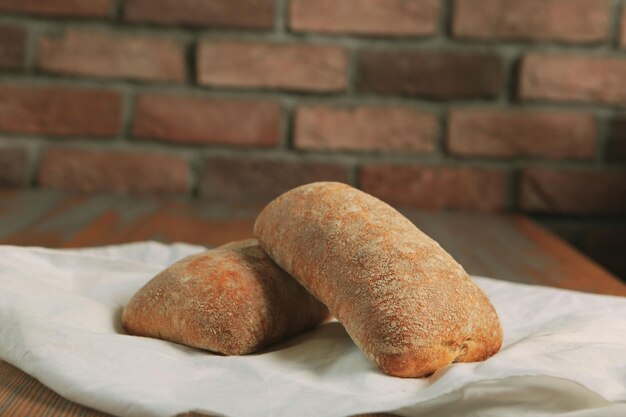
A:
122 239 329 355
254 182 503 377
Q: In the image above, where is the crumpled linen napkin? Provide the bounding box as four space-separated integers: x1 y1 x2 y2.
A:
1 242 625 417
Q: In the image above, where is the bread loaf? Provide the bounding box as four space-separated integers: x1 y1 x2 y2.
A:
122 239 329 355
254 182 503 377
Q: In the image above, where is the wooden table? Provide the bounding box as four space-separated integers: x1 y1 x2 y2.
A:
1 188 625 417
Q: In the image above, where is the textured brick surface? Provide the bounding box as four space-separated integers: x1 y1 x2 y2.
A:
295 106 437 152
125 0 274 29
521 169 626 215
133 94 281 146
290 0 439 36
200 158 350 203
38 29 186 82
520 54 626 104
0 85 121 137
39 148 189 194
0 0 111 17
0 26 25 70
359 50 502 99
448 110 597 159
453 0 610 43
361 165 508 211
0 147 28 186
607 118 626 161
198 41 348 92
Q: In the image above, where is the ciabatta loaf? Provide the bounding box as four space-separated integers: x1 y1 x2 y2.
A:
254 182 502 377
122 239 329 355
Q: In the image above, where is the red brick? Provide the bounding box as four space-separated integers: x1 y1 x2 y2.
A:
359 50 502 99
0 0 111 17
360 165 508 211
0 26 25 70
200 157 350 204
0 85 121 137
453 0 610 43
448 110 597 159
39 148 189 194
520 169 626 215
520 54 626 105
0 147 28 186
290 0 439 37
295 106 437 153
133 94 281 146
125 0 274 29
197 41 348 92
607 117 626 161
38 29 185 83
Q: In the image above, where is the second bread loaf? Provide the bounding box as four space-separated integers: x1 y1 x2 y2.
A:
122 239 329 355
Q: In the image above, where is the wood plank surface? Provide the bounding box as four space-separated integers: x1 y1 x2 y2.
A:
1 188 625 417
0 362 113 417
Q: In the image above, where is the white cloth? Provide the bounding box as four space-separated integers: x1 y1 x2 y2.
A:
1 242 625 417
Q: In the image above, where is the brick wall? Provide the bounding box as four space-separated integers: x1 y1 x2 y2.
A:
0 0 625 278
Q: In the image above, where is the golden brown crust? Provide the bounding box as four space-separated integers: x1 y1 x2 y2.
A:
254 182 503 377
121 239 329 355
